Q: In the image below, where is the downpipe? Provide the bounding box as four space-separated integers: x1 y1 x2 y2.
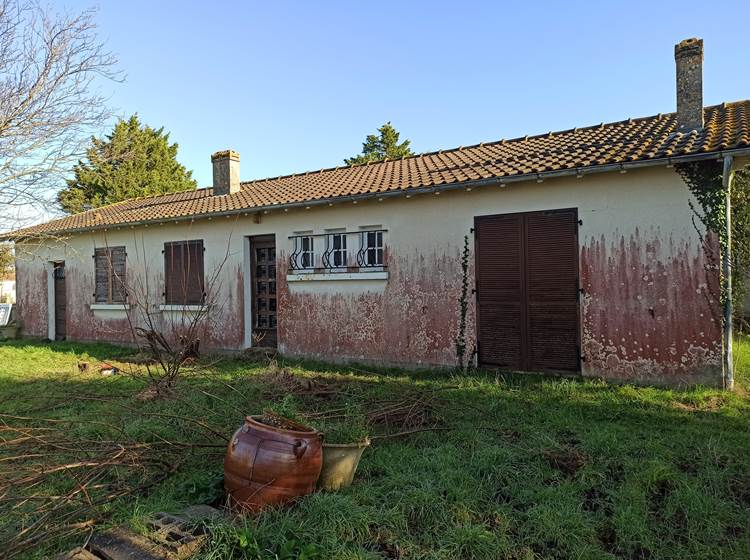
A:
722 155 734 390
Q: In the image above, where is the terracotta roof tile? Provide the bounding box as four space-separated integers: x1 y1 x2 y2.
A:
8 101 750 238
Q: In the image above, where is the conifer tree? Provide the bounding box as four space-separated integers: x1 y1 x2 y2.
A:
345 122 414 165
58 115 196 214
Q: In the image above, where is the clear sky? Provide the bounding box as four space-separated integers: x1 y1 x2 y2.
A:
52 0 750 187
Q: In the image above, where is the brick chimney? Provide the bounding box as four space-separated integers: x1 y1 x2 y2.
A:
674 38 704 131
211 150 240 196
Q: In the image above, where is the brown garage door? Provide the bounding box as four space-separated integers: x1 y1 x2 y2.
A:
475 209 580 373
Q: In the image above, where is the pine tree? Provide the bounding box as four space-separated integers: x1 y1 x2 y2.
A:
345 122 414 165
58 115 197 214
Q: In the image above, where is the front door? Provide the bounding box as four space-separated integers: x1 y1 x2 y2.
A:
474 209 580 373
250 236 277 348
53 262 66 340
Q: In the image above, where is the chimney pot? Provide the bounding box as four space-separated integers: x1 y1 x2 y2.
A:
211 150 240 195
674 38 704 131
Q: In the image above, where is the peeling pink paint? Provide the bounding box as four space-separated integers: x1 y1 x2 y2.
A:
15 262 245 350
277 249 476 367
203 264 244 349
64 267 134 344
580 228 721 385
11 221 722 387
15 263 47 337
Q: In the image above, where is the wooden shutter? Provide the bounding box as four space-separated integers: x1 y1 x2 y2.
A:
525 210 579 372
94 248 110 303
164 240 204 305
94 247 127 303
475 214 525 369
110 247 127 303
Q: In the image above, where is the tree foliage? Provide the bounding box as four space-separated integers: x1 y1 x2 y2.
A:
730 166 750 318
0 0 118 231
0 243 12 277
345 122 414 165
58 115 197 214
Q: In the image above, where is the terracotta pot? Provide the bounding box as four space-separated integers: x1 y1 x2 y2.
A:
224 415 323 512
317 438 370 491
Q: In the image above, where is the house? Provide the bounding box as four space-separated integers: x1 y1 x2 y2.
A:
5 38 750 386
0 279 14 304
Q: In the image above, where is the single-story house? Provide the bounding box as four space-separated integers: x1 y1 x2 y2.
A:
5 38 749 386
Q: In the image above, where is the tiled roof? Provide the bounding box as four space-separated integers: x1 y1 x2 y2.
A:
8 101 750 238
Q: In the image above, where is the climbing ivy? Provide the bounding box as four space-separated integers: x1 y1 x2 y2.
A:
455 234 471 370
676 160 750 321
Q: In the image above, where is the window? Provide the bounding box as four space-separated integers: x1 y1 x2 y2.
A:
358 230 384 267
323 232 347 269
289 229 386 274
94 246 127 303
291 233 315 270
164 240 205 305
301 236 314 269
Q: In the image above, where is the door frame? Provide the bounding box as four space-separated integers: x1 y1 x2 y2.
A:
243 234 277 348
48 261 66 341
473 207 581 373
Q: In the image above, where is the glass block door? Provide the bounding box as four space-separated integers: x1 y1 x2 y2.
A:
250 236 277 348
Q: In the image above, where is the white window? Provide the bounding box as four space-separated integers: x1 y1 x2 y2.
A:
325 231 348 269
359 229 384 267
291 233 315 271
300 236 314 269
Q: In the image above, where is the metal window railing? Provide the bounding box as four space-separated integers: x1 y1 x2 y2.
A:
289 229 387 271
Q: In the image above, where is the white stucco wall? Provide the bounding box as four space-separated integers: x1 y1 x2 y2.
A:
14 164 722 385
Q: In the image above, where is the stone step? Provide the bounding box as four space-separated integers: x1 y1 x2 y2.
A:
59 504 221 560
88 527 171 560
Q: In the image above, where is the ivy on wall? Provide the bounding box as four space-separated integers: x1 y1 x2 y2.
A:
455 234 471 370
676 160 750 320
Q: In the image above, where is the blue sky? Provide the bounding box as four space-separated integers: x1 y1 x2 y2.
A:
54 0 750 187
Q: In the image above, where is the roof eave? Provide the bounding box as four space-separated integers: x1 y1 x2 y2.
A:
6 147 750 241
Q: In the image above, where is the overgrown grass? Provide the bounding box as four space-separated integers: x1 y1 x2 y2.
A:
1 339 750 559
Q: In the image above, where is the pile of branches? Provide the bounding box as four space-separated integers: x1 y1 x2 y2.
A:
260 364 347 399
302 387 450 439
0 415 178 556
0 395 228 558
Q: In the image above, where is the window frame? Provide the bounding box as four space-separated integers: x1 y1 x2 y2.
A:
323 230 348 270
290 232 316 272
359 229 384 268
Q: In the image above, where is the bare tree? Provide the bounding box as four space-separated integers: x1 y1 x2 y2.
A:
0 0 119 231
96 229 237 397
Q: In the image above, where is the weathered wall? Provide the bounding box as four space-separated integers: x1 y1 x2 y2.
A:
277 250 475 367
14 223 246 348
14 164 722 385
580 229 720 385
14 260 47 337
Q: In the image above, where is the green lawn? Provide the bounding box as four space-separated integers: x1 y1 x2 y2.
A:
1 339 750 559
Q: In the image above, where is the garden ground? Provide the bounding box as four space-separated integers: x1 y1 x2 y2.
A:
1 339 749 559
